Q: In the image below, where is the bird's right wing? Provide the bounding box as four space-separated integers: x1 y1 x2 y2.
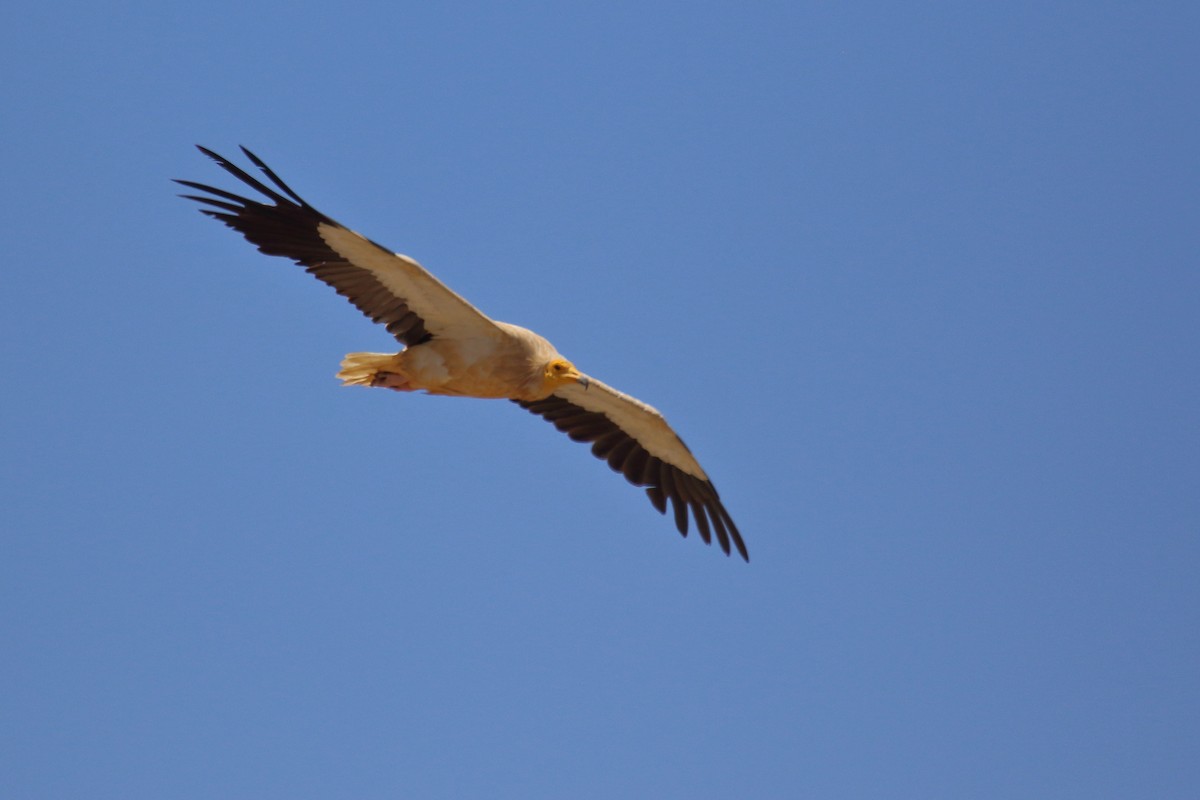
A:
176 146 502 347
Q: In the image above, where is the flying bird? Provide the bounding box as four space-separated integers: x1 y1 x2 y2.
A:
177 146 747 561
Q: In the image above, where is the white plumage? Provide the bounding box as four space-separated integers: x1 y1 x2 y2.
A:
177 146 746 560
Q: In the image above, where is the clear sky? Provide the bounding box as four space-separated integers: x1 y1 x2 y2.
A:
2 2 1197 798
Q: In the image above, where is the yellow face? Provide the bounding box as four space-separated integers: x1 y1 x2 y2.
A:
543 358 588 389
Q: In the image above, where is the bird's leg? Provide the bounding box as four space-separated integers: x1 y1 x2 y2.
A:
371 371 415 392
337 352 415 391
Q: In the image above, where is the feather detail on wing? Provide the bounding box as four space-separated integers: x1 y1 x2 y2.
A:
514 379 748 561
175 146 501 346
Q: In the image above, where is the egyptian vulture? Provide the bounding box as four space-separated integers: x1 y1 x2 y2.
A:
177 146 747 561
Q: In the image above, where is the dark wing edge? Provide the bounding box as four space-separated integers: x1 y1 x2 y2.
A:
513 396 749 562
175 145 432 347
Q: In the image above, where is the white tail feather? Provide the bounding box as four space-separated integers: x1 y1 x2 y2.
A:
336 352 400 387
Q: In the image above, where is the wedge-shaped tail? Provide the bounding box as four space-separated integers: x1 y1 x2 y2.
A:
336 352 400 387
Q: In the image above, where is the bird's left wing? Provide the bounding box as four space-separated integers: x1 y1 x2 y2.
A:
176 146 502 347
515 379 747 561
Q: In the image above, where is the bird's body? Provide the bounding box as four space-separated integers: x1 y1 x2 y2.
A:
178 147 746 560
338 322 563 400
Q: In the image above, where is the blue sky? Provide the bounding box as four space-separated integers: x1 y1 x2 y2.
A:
2 2 1197 797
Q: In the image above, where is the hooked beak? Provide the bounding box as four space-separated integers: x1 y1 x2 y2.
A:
562 365 589 389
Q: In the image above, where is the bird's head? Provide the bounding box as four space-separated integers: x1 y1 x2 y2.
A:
542 358 589 391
